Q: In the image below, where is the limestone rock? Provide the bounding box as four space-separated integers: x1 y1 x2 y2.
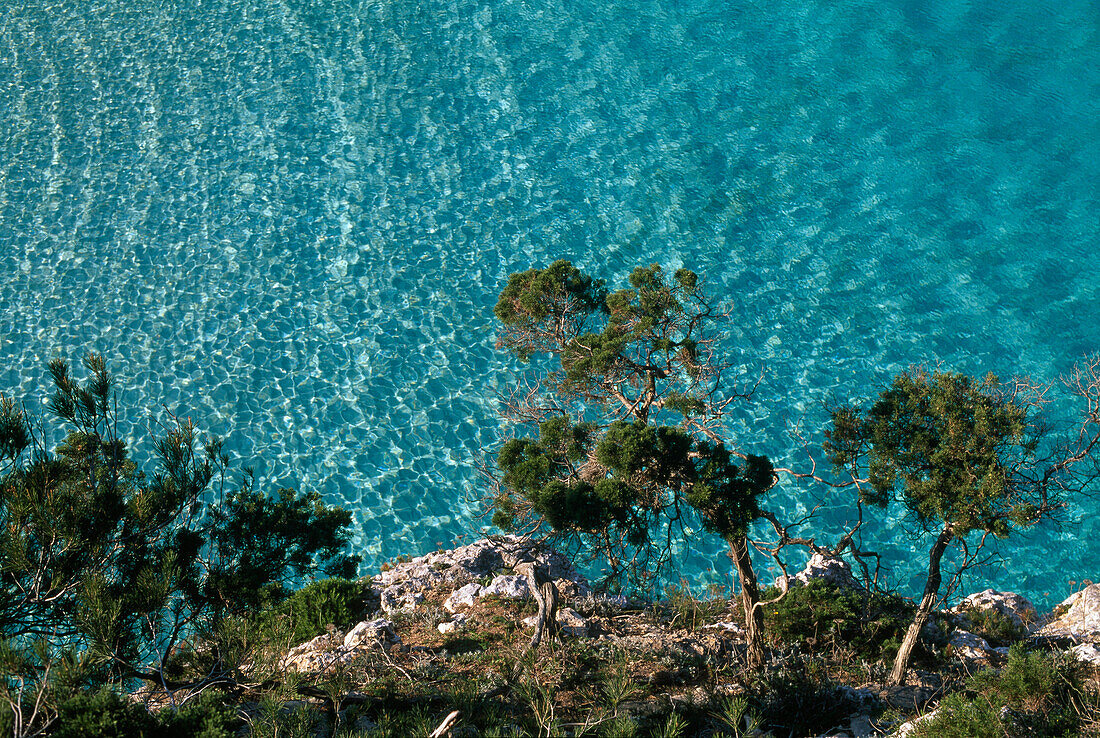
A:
893 709 939 738
344 619 398 649
599 630 732 662
282 620 399 673
558 607 590 636
522 607 592 637
481 574 529 599
950 589 1037 631
379 586 425 613
1038 584 1100 640
374 535 590 613
282 633 343 673
1070 643 1100 665
437 613 471 635
778 554 863 591
443 583 483 613
947 630 1006 660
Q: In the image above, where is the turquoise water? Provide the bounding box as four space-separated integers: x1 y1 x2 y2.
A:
2 0 1097 606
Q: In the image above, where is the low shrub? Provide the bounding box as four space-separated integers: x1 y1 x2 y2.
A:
266 577 374 644
763 580 914 661
954 605 1027 647
50 688 237 738
909 645 1088 738
748 657 866 736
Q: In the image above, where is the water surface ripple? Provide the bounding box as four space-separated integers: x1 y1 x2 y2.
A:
2 0 1097 604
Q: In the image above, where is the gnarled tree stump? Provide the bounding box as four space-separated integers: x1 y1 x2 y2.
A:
515 562 559 649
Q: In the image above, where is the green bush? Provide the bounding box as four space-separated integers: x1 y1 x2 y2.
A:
261 577 374 644
763 580 914 661
52 689 153 738
909 645 1086 738
50 689 238 738
158 692 239 738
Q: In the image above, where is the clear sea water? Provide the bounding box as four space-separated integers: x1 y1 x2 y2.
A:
2 0 1097 607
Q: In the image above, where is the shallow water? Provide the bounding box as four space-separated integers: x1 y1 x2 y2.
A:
1 0 1097 606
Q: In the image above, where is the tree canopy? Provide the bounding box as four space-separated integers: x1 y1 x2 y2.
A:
827 365 1100 684
827 370 1040 535
0 353 358 697
492 261 770 567
491 260 778 664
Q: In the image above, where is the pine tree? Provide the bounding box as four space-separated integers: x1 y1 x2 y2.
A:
490 260 775 665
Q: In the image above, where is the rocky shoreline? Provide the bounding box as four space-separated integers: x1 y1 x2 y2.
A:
268 535 1100 737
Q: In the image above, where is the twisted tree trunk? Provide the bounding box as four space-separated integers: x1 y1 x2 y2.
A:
888 524 953 686
731 536 766 669
517 562 559 649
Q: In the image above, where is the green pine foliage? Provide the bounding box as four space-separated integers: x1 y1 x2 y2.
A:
763 580 915 661
492 261 773 575
491 260 780 666
263 577 374 644
825 367 1094 683
908 646 1089 738
0 354 359 734
48 689 236 738
747 658 865 737
826 370 1036 535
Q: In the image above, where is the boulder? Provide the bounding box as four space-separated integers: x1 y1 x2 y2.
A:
557 607 590 637
1070 643 1100 665
437 612 471 635
950 589 1037 631
282 633 343 672
282 620 399 673
374 535 590 613
379 586 424 613
481 574 529 599
1038 584 1100 640
778 553 863 591
343 619 398 649
947 630 1006 660
443 583 483 613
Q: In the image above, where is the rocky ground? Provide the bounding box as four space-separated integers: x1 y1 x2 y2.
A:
259 535 1100 737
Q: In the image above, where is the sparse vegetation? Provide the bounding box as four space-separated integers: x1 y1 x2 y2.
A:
907 645 1098 738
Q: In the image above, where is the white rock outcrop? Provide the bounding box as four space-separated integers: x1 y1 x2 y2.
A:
950 589 1037 631
375 535 590 614
947 629 1007 660
343 619 398 649
777 553 863 591
481 574 530 600
443 583 483 613
1038 583 1100 640
282 619 399 673
1070 643 1100 665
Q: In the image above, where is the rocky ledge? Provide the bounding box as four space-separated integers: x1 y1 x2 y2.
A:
274 536 1100 737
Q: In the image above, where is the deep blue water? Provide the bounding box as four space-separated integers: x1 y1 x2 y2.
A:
1 0 1098 606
